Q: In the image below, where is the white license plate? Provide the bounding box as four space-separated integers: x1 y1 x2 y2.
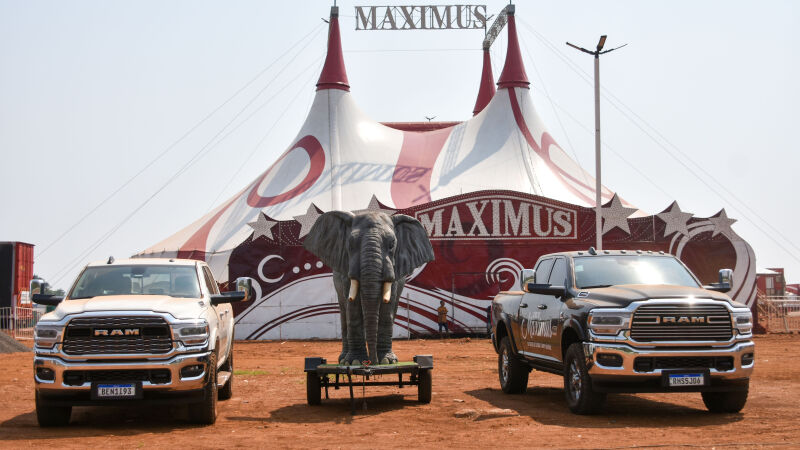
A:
97 384 136 398
668 373 705 386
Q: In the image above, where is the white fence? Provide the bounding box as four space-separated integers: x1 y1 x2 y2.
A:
0 306 44 340
758 296 800 333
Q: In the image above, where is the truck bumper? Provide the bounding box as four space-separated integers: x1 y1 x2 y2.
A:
34 351 212 400
583 340 754 392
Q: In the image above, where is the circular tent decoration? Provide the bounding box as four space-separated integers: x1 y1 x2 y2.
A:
247 135 325 208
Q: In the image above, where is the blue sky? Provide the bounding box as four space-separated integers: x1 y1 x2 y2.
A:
1 0 798 288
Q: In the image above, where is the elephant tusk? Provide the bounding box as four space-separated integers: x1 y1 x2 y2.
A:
348 279 359 302
382 282 392 303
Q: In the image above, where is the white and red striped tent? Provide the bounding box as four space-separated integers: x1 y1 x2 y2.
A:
138 7 757 339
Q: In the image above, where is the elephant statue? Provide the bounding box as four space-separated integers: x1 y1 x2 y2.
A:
303 211 434 365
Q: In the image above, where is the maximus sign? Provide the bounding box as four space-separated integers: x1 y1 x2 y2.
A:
355 5 488 30
414 195 577 241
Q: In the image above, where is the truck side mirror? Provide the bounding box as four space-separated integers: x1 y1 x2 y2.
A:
210 277 257 306
526 283 567 297
234 277 257 302
705 268 734 293
520 269 535 292
30 278 64 305
718 269 733 286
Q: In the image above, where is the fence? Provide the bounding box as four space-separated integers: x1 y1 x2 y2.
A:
758 296 800 333
0 306 44 340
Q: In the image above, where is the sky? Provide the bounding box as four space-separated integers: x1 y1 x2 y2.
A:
1 0 798 290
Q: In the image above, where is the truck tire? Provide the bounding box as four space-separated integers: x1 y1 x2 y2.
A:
189 352 218 425
306 372 321 405
563 343 606 415
498 336 529 394
218 344 234 400
701 383 749 413
418 369 432 403
35 391 71 427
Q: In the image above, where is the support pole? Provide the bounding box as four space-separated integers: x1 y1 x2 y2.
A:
565 36 626 251
594 54 602 251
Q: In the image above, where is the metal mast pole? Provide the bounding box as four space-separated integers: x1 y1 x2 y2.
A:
593 53 602 250
565 36 626 251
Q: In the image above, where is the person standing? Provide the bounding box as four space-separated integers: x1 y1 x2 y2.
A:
437 301 449 337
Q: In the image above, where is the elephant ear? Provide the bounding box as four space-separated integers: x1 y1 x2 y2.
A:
303 211 354 274
392 214 435 279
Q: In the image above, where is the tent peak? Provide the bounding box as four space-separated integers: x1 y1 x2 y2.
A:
316 6 350 92
473 48 496 115
497 6 530 89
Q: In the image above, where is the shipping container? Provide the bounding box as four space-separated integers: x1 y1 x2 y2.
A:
0 242 35 308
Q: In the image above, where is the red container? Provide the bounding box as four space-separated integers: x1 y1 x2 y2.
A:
14 242 34 307
0 241 34 308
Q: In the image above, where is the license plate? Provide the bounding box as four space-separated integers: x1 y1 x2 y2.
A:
668 373 705 386
96 383 136 398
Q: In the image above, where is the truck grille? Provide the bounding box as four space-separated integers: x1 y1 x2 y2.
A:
63 369 171 386
630 304 732 342
633 356 735 372
63 316 173 355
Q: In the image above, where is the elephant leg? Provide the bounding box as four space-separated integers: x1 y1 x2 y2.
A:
377 282 404 364
344 293 367 365
333 274 349 364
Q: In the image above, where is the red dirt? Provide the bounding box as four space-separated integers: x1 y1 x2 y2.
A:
1 334 799 448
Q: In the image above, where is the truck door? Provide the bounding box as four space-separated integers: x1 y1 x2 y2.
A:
518 258 554 360
541 257 569 361
202 267 230 357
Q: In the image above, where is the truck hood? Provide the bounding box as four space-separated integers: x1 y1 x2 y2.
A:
46 295 206 321
579 284 732 307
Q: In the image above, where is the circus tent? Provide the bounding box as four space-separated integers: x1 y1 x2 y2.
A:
137 6 757 339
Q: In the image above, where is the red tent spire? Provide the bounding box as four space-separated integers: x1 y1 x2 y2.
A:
316 6 350 92
472 47 496 115
497 6 530 89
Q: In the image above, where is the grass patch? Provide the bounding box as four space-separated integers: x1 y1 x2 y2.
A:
234 369 269 376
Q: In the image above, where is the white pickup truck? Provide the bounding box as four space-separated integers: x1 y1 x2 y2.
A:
31 257 255 426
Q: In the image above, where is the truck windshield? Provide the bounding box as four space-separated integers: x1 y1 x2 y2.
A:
573 255 700 289
69 265 201 299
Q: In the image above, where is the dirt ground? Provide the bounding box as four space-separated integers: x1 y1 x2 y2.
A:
1 334 799 449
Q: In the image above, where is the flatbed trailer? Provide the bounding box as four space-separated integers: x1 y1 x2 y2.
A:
304 355 433 414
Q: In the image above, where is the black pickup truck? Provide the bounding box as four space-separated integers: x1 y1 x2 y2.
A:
490 249 754 414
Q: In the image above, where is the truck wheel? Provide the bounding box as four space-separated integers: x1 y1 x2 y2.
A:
306 372 321 405
564 343 606 415
498 336 528 394
418 369 432 403
701 383 749 413
189 352 218 425
218 345 234 400
35 391 71 427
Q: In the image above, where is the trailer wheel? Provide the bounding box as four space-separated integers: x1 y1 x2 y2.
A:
306 372 322 405
418 369 432 403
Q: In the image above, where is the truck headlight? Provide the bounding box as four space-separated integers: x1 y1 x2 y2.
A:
588 310 632 336
34 323 62 349
172 321 209 346
732 310 752 335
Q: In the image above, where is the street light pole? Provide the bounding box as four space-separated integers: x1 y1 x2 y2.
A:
566 36 626 251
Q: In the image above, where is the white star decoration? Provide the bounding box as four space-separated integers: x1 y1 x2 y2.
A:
352 194 396 215
247 212 277 241
294 203 322 239
707 209 737 239
657 201 694 238
601 194 638 235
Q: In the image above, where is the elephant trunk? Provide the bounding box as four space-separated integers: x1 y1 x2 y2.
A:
360 230 383 364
